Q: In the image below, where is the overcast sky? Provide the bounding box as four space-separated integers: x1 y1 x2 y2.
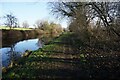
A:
0 2 68 28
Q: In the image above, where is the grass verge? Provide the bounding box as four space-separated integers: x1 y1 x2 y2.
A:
2 32 120 79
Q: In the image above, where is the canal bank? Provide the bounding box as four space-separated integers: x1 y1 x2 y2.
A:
2 32 120 79
1 29 43 47
2 29 42 40
1 29 62 69
1 38 43 67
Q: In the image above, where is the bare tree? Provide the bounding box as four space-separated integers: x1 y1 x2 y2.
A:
50 2 120 37
34 20 49 30
4 13 18 29
88 2 120 37
34 20 43 29
50 2 90 42
22 21 29 28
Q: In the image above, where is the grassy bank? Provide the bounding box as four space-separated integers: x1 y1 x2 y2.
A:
1 29 43 47
0 26 32 30
2 29 42 39
2 32 120 79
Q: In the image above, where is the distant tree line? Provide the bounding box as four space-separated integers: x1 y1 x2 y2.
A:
22 21 29 28
2 13 63 36
34 20 63 37
3 13 30 29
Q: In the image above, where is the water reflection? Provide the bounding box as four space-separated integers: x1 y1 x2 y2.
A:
1 33 56 67
1 38 42 67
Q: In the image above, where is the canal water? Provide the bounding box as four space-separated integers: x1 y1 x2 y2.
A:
0 38 43 67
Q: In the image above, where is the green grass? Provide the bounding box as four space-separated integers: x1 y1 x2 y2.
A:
54 32 74 42
3 32 83 79
0 26 32 30
2 32 120 79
